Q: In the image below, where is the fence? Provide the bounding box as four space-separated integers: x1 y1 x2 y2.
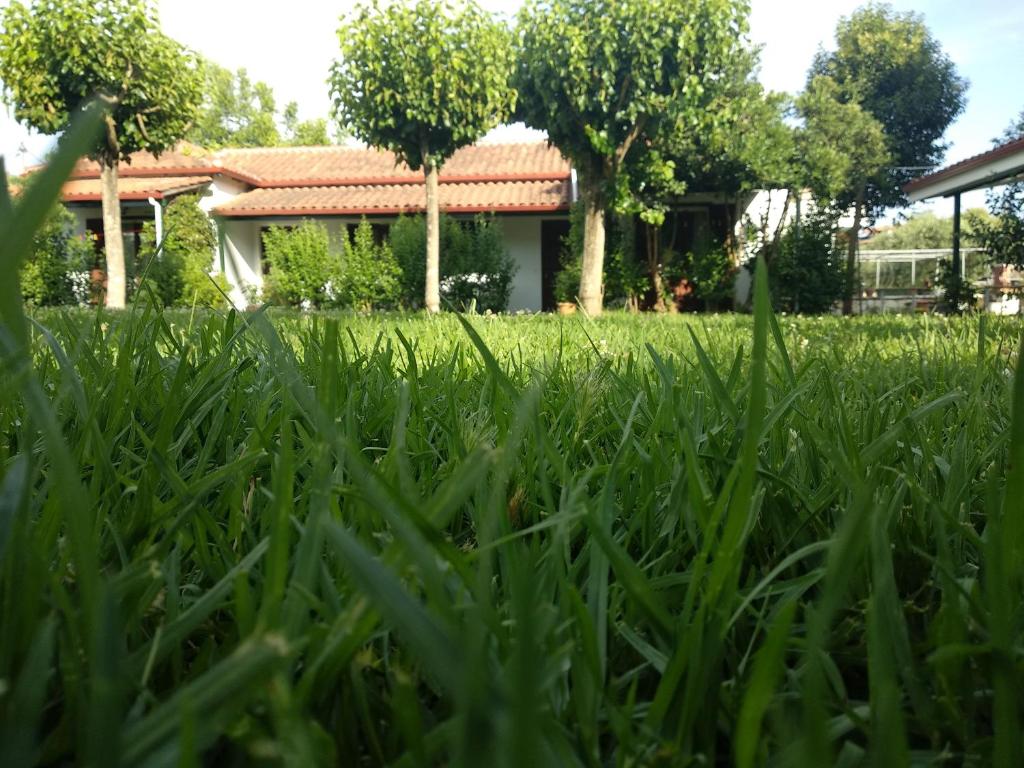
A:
853 248 989 314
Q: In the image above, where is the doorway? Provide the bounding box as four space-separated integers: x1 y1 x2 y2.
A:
540 219 571 311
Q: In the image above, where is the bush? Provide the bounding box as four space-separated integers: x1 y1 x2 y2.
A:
936 258 976 314
262 220 341 309
768 210 846 314
682 245 734 310
336 218 402 310
390 214 516 312
137 194 228 307
19 204 92 306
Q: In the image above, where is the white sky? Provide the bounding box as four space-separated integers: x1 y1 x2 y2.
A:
2 0 1021 221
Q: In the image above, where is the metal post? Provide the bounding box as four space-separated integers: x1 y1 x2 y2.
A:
953 192 962 278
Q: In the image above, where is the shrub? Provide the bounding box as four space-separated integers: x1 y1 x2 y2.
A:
554 256 581 304
768 210 846 314
336 218 402 310
19 204 92 306
138 194 228 307
936 258 976 314
553 202 584 304
682 245 735 310
390 214 516 312
261 220 341 309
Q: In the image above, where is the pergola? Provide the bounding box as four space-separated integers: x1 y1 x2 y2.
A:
905 135 1024 274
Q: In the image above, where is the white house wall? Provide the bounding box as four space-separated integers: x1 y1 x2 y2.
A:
221 219 262 307
218 214 551 312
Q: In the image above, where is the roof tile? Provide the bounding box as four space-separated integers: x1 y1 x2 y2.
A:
216 142 570 186
213 179 572 216
62 176 213 201
66 143 216 178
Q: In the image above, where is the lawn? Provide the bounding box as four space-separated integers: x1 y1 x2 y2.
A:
2 287 1023 766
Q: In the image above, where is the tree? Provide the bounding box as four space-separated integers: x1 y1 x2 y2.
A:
0 0 201 309
862 210 992 251
282 102 332 147
188 61 281 148
330 0 515 313
515 0 751 315
809 3 967 313
797 76 890 312
189 62 333 149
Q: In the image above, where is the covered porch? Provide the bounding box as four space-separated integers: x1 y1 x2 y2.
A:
905 135 1024 310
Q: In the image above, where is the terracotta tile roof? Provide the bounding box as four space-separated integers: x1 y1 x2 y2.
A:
56 140 569 184
51 140 573 210
65 142 217 178
213 179 573 216
904 135 1024 193
62 176 213 201
216 142 570 187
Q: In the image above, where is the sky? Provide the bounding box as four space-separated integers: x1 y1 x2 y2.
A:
1 0 1021 221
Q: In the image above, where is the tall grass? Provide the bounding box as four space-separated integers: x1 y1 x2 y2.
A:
2 115 1024 766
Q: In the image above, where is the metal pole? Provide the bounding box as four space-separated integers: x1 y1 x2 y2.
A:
953 192 962 278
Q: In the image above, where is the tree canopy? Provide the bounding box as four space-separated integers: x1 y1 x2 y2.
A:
862 210 992 251
188 62 280 148
189 60 333 148
282 102 332 147
796 76 890 206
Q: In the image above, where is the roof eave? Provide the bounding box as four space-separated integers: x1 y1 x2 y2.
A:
905 138 1024 202
213 203 571 218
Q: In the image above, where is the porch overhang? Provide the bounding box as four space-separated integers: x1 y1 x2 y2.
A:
904 136 1024 202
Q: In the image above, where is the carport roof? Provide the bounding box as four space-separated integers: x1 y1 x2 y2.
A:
905 135 1024 202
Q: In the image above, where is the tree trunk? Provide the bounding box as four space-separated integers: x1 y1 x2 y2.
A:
579 180 606 316
101 162 126 309
843 197 863 316
424 159 441 313
646 222 667 313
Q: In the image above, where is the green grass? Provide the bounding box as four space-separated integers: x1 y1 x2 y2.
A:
1 298 1022 767
3 115 1024 767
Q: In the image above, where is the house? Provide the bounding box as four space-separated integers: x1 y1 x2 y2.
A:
57 141 574 310
56 140 768 311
